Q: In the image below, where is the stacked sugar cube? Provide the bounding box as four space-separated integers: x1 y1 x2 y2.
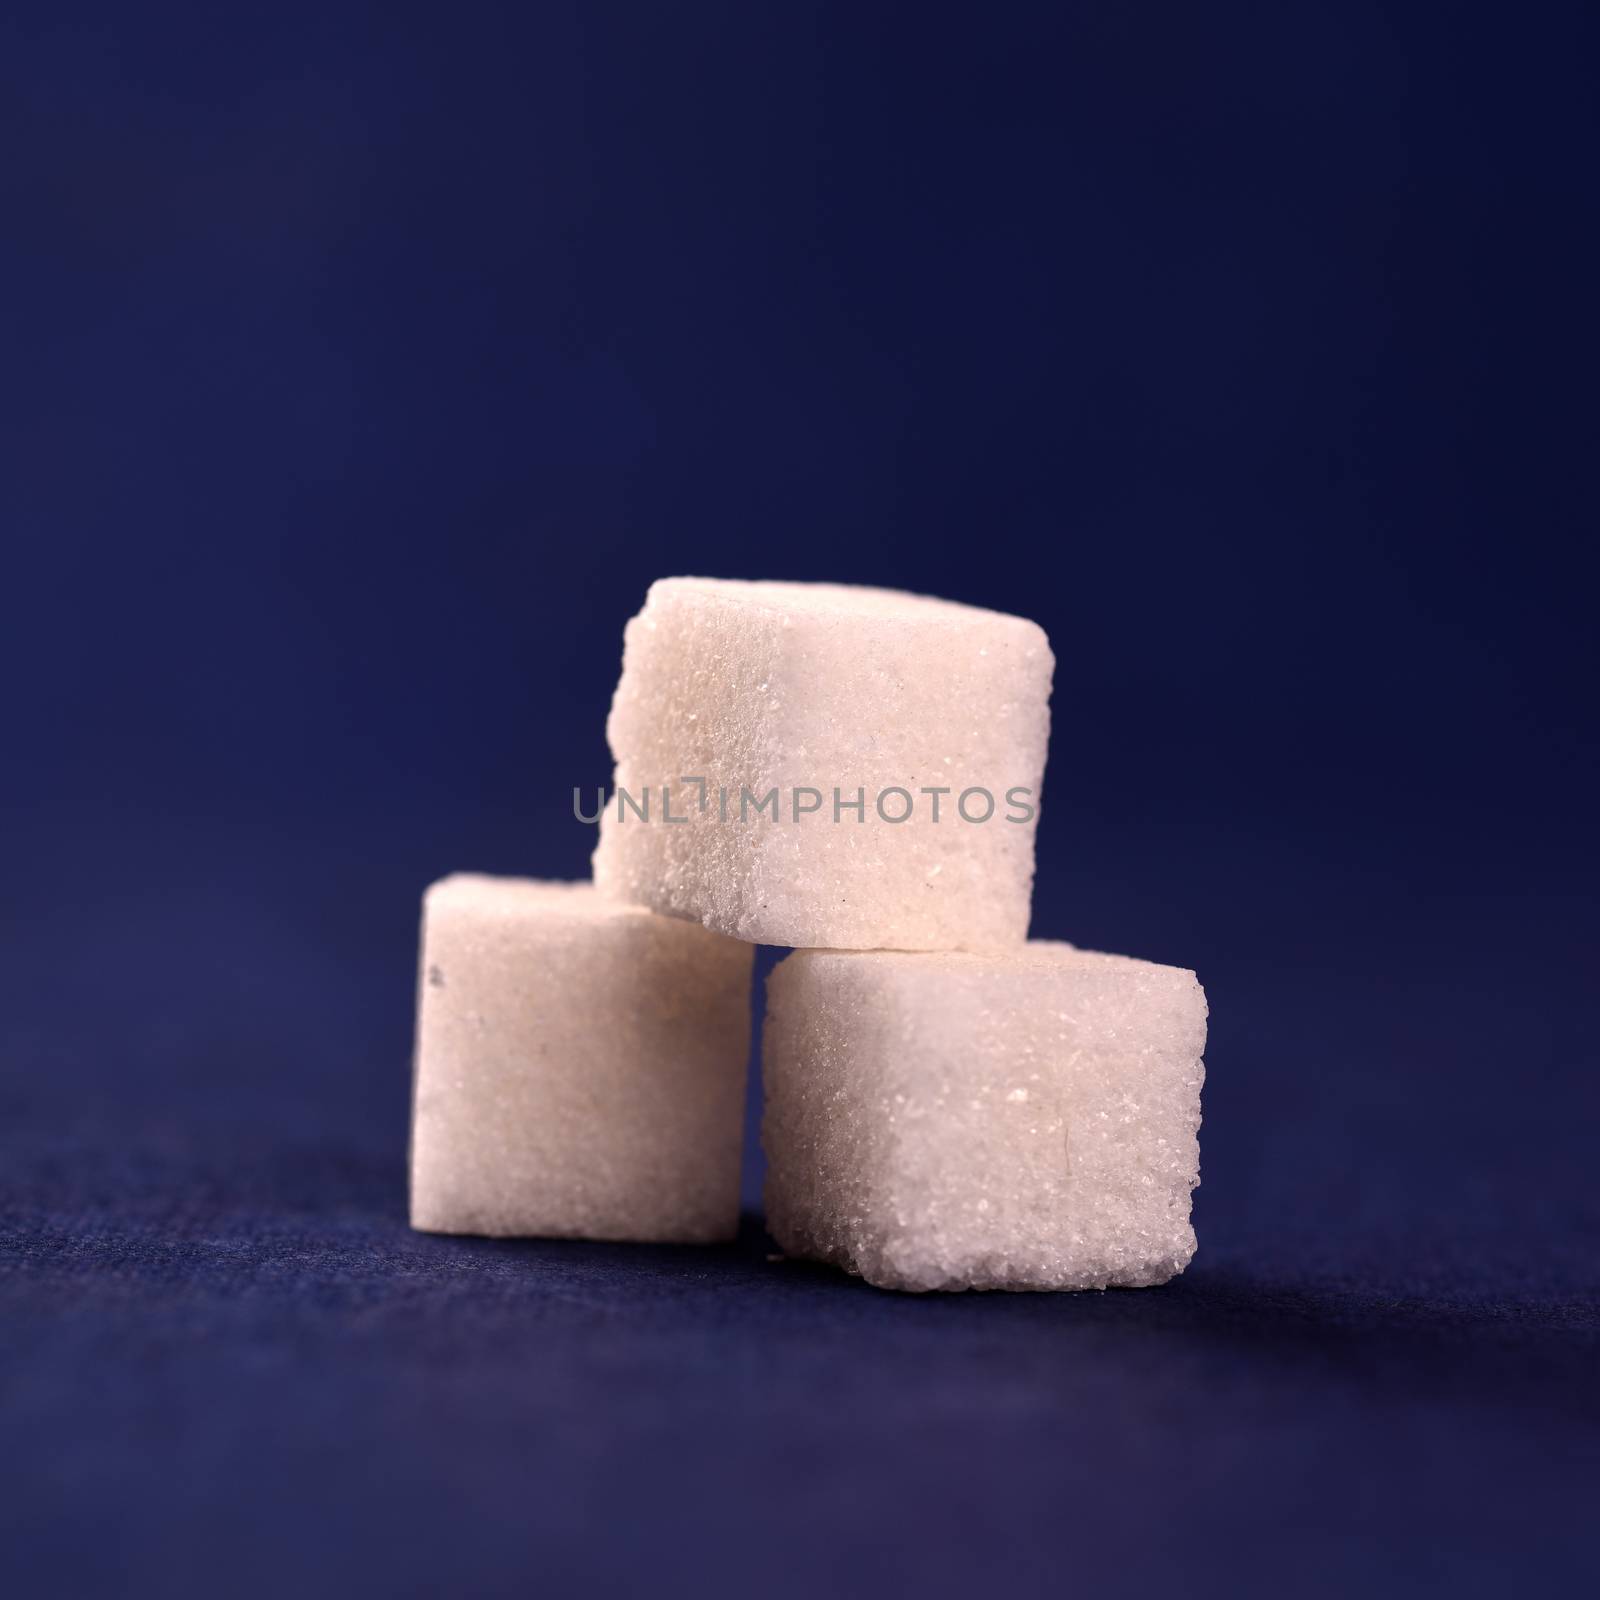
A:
410 577 1206 1291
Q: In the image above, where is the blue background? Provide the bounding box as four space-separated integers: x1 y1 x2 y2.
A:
3 4 1596 1596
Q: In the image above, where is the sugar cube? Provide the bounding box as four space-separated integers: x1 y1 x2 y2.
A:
592 578 1053 951
410 875 753 1243
762 944 1206 1292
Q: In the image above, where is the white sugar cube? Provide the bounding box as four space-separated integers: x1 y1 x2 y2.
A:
763 944 1206 1292
410 875 753 1243
592 578 1053 951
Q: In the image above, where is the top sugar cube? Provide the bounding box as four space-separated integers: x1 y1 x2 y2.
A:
592 578 1054 950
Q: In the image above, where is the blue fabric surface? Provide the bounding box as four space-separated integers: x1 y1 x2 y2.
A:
4 887 1596 1599
6 1127 1596 1600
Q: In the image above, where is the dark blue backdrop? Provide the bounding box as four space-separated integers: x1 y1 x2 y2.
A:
3 4 1596 1596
